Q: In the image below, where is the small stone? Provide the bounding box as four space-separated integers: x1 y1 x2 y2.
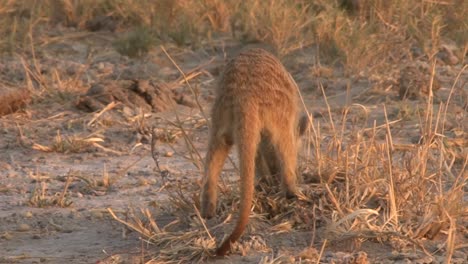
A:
22 211 33 218
90 210 104 219
164 151 174 157
17 223 31 232
1 232 13 240
97 62 105 70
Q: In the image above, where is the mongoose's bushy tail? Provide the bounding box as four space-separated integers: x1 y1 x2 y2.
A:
216 110 259 256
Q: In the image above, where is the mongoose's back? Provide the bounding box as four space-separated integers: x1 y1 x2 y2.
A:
217 48 298 111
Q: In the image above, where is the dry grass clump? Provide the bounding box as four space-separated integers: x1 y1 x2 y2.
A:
107 183 216 262
228 1 315 57
302 73 467 261
28 171 73 208
32 130 105 153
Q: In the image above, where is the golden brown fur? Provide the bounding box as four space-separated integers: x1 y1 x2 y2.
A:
200 48 304 256
255 114 308 186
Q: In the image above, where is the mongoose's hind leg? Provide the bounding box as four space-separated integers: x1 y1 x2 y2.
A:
201 131 232 219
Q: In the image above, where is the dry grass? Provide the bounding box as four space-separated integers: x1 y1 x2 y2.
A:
28 171 73 208
31 131 107 153
1 0 466 73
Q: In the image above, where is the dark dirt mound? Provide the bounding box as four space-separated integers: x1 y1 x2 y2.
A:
76 79 196 113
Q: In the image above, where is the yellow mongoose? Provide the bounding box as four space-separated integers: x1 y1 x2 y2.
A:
200 48 305 255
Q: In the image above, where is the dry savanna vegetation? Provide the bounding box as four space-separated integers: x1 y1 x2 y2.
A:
0 0 466 263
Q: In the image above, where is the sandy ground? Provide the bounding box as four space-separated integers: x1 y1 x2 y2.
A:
0 27 467 263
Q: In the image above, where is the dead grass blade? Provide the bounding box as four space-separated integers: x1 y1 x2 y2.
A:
87 101 119 127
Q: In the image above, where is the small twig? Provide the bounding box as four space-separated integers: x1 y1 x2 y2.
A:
164 118 204 169
57 170 73 207
91 142 124 155
151 128 163 173
175 71 203 86
325 184 344 216
107 208 153 238
161 46 209 121
172 56 215 87
362 119 402 132
193 204 214 241
87 101 119 127
316 239 327 264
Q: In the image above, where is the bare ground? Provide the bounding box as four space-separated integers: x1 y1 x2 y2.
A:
0 27 467 264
